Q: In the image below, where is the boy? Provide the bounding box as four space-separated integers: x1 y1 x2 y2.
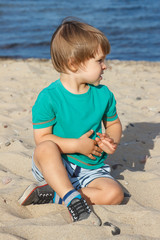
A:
19 18 124 226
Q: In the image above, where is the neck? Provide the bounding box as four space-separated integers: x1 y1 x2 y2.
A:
60 73 89 94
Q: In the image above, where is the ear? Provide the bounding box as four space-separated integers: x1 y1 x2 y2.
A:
68 58 78 72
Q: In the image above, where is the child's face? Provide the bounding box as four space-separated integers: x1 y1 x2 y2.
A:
77 47 107 86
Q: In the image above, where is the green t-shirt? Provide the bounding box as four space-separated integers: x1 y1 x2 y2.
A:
32 79 118 169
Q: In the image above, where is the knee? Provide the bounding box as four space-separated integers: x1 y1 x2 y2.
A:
112 187 124 205
107 186 124 205
34 140 59 160
101 185 124 205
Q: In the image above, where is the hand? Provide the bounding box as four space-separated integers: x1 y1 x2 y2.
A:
78 130 103 159
95 132 118 154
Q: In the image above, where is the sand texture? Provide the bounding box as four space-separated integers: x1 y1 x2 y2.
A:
0 59 160 240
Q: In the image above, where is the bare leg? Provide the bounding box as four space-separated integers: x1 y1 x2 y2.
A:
34 140 74 199
79 178 124 205
33 141 102 225
34 140 123 205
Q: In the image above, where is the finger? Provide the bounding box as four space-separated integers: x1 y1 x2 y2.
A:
97 133 106 140
88 153 96 160
92 150 102 157
94 145 103 153
112 143 118 149
94 138 101 144
109 138 114 143
100 139 117 151
103 133 110 138
94 140 103 152
83 129 94 138
97 132 109 138
102 137 114 143
96 132 103 137
102 133 106 137
95 137 100 142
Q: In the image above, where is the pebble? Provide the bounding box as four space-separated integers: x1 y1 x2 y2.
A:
124 181 129 185
103 222 120 235
136 97 142 100
5 142 11 147
2 176 12 185
140 155 149 164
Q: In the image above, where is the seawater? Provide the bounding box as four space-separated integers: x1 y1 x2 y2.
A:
0 0 160 61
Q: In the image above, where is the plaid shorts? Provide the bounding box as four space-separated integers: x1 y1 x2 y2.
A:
32 157 114 190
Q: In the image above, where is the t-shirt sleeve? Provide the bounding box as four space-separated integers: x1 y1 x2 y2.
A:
102 88 118 122
32 90 56 129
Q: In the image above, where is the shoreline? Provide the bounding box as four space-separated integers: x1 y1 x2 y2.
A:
1 57 160 64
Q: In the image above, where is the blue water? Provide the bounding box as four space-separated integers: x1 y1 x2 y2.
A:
0 0 160 61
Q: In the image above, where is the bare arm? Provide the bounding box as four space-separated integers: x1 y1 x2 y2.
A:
103 117 122 144
95 118 122 154
33 127 102 159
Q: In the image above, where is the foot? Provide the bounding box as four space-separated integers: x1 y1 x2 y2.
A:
18 181 54 205
67 197 101 226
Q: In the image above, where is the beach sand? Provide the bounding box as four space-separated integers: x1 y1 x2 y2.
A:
0 59 160 240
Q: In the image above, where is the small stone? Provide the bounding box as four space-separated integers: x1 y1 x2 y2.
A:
140 155 148 164
136 97 142 100
4 125 8 128
5 142 11 146
2 176 12 184
103 222 121 235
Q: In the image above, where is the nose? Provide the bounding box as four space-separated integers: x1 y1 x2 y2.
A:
102 61 107 70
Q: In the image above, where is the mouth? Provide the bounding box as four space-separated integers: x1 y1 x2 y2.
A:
100 73 103 80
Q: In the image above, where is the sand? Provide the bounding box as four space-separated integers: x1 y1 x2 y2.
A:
0 58 160 240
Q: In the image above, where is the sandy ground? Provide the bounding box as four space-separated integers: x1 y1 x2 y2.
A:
0 58 160 240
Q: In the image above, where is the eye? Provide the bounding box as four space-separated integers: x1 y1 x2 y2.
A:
98 59 103 63
98 57 105 64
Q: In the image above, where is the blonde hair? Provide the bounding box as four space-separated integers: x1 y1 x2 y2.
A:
50 18 110 73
